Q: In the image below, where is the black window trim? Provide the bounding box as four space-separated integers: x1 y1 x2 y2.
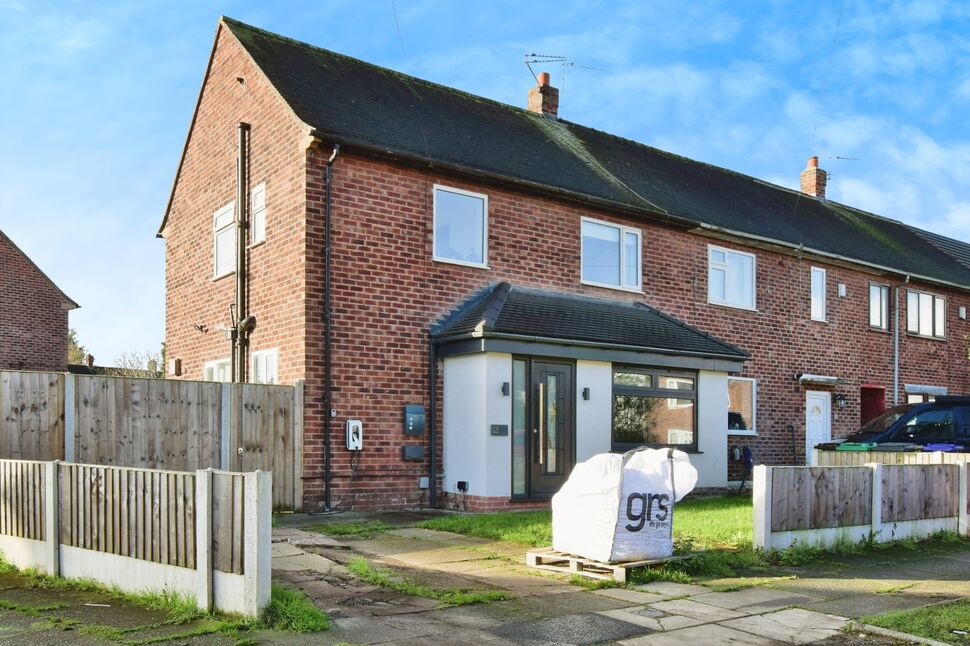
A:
611 365 698 453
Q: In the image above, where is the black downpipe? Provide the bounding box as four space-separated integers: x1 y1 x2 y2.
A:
428 338 437 508
323 144 340 512
233 122 251 383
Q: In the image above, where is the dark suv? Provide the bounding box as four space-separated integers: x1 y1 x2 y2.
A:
840 396 970 447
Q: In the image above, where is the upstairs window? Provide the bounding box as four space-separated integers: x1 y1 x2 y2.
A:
907 290 945 338
250 183 267 245
869 283 890 330
708 245 755 310
433 185 487 268
581 218 642 290
252 349 278 384
213 202 236 278
810 267 826 322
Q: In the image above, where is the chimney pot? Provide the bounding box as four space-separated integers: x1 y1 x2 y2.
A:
800 155 827 198
527 71 559 118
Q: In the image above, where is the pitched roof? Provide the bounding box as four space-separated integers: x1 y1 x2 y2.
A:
218 18 970 290
0 229 78 309
432 283 749 361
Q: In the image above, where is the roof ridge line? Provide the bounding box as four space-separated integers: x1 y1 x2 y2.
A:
479 282 512 332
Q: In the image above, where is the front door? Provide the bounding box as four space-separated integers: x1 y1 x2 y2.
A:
530 360 575 497
805 391 832 465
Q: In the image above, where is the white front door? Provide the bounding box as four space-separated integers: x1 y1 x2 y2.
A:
805 391 832 465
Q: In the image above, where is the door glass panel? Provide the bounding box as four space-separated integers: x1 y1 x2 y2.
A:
511 360 527 496
544 374 559 473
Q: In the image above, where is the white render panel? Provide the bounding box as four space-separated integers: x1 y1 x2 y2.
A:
443 354 488 496
695 370 729 488
483 353 513 497
576 360 612 461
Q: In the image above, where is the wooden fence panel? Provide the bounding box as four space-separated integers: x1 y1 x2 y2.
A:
211 471 245 575
818 450 970 468
771 466 871 532
230 384 295 509
0 460 45 540
74 376 223 473
58 463 195 568
0 371 64 461
882 464 958 522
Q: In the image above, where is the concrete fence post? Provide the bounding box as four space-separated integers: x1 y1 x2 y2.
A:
44 460 60 576
195 469 213 612
293 380 304 512
868 462 882 541
220 385 231 470
752 465 771 550
63 374 75 462
959 463 969 537
243 470 272 617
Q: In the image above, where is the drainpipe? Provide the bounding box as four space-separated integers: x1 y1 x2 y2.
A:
428 338 438 508
893 275 910 405
233 122 251 383
323 144 340 512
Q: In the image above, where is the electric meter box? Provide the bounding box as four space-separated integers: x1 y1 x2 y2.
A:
403 405 425 436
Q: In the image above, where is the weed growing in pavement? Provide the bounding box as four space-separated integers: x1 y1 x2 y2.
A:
347 556 509 607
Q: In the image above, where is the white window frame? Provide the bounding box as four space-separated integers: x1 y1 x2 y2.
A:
432 184 488 269
869 282 890 331
251 348 278 384
213 201 236 279
203 358 231 382
580 217 643 292
906 289 946 339
707 244 757 311
810 267 826 322
727 376 757 436
250 183 267 246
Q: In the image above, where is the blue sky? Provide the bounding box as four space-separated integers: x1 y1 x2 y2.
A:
2 0 969 363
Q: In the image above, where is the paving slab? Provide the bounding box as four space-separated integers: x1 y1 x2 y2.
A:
722 608 848 644
691 586 818 613
648 598 748 622
632 581 710 597
272 551 341 573
597 606 705 632
619 622 778 645
491 612 652 644
593 587 667 605
803 592 951 618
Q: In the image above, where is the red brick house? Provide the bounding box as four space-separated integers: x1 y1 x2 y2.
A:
0 229 78 372
159 18 970 510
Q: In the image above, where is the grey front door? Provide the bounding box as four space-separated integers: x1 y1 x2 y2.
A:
530 360 575 497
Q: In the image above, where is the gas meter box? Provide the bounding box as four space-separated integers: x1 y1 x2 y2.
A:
551 448 697 563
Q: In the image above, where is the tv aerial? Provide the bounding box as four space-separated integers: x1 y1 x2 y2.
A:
524 53 605 99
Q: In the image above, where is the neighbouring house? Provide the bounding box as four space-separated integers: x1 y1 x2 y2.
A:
159 17 970 510
0 229 78 372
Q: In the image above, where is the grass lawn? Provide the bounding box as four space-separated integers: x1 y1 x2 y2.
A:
866 599 970 645
415 494 753 551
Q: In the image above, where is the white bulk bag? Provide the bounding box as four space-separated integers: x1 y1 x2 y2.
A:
551 448 698 563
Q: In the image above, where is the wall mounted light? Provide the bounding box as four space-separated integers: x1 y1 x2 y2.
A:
501 382 510 396
834 394 848 409
582 387 591 401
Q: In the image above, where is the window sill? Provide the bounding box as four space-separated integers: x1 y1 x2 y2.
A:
905 332 947 342
581 279 644 294
248 240 266 250
811 318 828 324
708 300 758 313
728 430 757 437
212 271 235 283
612 446 703 454
432 256 489 270
868 326 891 334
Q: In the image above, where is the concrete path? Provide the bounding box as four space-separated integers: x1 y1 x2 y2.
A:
270 519 960 645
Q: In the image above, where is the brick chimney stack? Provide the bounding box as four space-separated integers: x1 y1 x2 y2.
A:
800 156 827 198
527 71 559 118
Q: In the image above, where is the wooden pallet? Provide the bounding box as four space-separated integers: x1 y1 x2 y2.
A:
525 548 690 583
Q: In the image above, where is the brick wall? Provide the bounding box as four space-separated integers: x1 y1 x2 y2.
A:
0 233 70 372
163 27 970 510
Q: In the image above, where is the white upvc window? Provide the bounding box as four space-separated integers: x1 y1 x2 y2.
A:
580 217 642 291
250 183 267 245
213 202 236 278
251 348 278 384
432 185 488 268
810 267 826 322
708 245 756 310
907 289 946 339
869 283 890 330
203 358 231 382
728 377 757 435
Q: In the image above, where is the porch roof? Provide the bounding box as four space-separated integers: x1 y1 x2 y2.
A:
432 283 749 369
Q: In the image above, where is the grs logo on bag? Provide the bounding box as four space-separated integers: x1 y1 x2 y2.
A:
624 493 670 532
